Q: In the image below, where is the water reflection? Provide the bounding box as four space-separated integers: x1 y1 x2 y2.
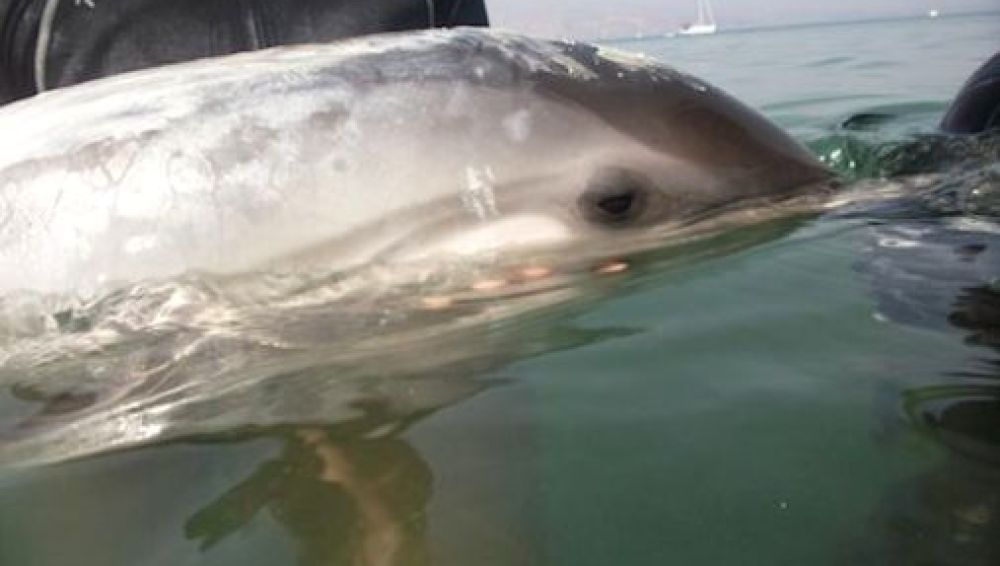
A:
176 319 632 566
849 448 1000 566
186 427 433 566
0 312 634 565
173 220 807 566
854 219 1000 565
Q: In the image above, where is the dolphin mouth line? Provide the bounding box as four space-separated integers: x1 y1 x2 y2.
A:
265 177 839 313
374 180 839 316
564 179 838 262
678 181 837 229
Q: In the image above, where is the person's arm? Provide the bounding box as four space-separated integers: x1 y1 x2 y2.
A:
0 0 490 105
0 0 44 104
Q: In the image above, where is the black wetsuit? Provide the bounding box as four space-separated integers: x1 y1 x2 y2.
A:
0 0 487 104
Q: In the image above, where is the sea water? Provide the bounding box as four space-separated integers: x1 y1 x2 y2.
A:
1 13 999 566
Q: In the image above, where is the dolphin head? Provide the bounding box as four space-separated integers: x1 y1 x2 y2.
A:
0 28 831 296
243 30 834 283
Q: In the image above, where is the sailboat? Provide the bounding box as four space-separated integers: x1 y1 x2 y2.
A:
679 0 718 36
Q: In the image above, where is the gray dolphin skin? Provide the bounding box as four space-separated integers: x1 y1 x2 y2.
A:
0 28 833 466
0 27 829 297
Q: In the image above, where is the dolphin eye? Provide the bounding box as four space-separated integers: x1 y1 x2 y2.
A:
579 167 651 226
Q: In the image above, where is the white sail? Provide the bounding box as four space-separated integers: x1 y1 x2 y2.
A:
680 0 718 35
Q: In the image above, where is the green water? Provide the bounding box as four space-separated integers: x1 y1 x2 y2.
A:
2 14 1000 566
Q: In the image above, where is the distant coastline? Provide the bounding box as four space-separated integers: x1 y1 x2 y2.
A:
593 10 1000 44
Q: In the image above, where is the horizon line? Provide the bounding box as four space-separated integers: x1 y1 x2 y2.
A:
584 9 1000 44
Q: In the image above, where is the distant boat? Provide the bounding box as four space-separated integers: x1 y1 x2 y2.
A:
679 0 718 36
927 9 940 18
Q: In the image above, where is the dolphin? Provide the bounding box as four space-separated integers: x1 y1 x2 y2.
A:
0 27 830 297
0 28 835 466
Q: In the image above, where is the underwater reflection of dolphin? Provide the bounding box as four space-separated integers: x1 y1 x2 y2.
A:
0 28 833 466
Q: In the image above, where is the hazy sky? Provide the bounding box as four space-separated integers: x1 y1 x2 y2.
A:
488 0 1000 38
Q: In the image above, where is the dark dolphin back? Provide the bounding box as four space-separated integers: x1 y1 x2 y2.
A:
941 51 1000 134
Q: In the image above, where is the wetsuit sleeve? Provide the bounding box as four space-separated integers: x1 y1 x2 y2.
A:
0 0 44 104
0 0 489 104
435 0 488 27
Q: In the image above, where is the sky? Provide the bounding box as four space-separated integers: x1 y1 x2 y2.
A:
488 0 1000 38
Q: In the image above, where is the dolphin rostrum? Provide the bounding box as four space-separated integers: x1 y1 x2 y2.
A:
0 28 834 466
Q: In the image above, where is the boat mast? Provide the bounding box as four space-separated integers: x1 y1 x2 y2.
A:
703 0 715 26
